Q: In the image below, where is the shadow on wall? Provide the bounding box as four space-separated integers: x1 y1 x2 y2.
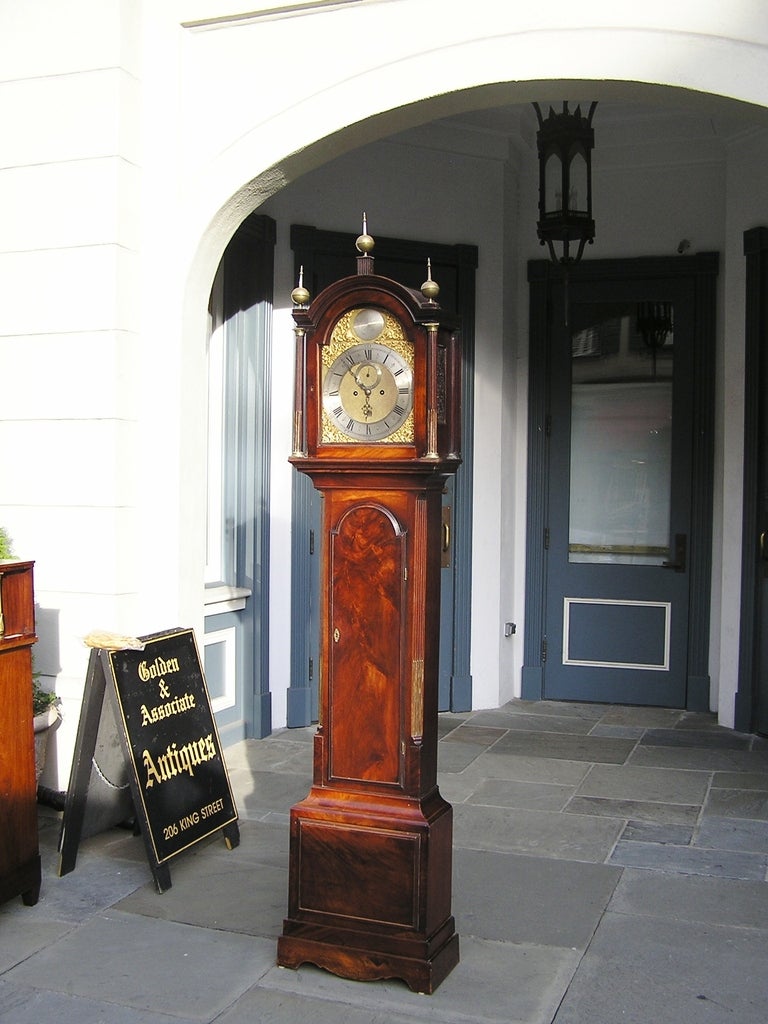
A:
34 604 61 792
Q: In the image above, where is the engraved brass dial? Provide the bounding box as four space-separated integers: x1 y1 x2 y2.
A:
321 308 414 442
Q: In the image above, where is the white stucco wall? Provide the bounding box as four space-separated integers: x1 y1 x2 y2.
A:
0 2 145 782
4 1 768 785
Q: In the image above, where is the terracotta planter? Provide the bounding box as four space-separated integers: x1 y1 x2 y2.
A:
33 706 57 782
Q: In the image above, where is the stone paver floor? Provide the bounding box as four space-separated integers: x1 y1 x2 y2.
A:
2 700 767 1023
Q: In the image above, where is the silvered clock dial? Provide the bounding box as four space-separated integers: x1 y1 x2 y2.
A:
321 307 414 442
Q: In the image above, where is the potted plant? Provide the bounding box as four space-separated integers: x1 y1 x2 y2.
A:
0 525 12 561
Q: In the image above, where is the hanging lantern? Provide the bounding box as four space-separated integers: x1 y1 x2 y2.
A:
533 101 597 267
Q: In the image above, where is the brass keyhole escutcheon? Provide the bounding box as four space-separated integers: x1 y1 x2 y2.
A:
333 628 340 643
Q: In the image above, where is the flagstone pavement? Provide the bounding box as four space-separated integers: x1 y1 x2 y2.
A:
2 700 768 1023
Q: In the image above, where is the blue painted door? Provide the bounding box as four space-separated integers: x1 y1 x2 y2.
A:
543 275 695 706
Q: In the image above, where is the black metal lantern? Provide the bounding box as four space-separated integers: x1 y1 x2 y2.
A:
533 101 597 266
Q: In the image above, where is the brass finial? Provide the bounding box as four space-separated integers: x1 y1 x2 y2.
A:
421 258 440 302
291 265 310 307
355 211 375 255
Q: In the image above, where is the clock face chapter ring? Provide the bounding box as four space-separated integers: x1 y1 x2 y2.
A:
321 308 415 443
322 342 413 441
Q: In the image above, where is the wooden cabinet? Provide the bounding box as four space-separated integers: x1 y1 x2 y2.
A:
0 560 40 906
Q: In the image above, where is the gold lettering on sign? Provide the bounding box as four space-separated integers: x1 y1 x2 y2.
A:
139 691 197 726
142 733 217 789
138 656 181 682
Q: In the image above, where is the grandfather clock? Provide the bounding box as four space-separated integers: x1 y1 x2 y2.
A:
277 221 461 993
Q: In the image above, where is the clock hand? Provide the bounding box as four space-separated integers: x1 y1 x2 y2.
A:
350 367 374 418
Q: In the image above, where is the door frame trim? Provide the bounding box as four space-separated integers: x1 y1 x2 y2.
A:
522 253 719 709
735 226 768 731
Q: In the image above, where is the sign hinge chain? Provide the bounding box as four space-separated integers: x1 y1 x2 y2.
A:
91 756 130 791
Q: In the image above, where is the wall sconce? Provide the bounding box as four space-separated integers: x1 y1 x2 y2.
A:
533 101 597 267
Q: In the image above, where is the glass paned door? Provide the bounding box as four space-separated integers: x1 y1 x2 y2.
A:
569 304 673 566
543 282 692 707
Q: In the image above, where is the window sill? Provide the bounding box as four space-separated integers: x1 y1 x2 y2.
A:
204 585 251 615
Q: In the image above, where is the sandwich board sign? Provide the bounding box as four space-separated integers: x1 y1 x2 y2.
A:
59 628 239 892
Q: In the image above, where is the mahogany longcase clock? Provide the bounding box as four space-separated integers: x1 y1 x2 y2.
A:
276 223 462 993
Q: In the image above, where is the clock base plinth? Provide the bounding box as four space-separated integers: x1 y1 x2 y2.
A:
277 790 459 994
277 925 459 995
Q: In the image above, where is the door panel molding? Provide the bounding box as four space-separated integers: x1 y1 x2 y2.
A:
523 253 718 708
204 624 238 714
562 597 671 671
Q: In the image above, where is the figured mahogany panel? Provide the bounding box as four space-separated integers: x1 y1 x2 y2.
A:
328 503 404 785
297 820 418 927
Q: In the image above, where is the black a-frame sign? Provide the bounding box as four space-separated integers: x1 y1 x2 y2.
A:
59 628 239 892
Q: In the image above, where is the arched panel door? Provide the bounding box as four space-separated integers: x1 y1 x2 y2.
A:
328 503 405 785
